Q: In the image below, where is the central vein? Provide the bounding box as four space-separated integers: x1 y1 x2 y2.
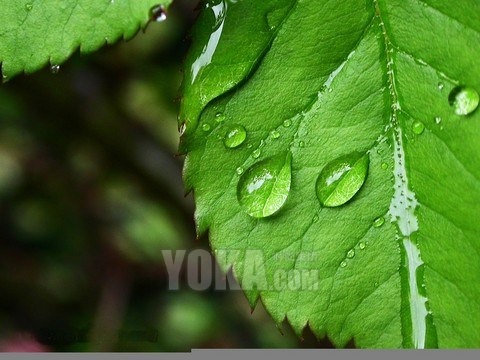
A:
374 0 429 349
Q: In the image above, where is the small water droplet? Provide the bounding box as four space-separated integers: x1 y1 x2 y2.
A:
313 214 319 223
374 281 379 287
437 82 444 91
270 130 280 139
359 241 366 250
328 88 333 93
340 261 347 268
25 3 33 11
298 140 305 148
236 167 244 175
316 151 369 207
252 149 261 159
202 123 211 132
50 64 60 74
381 162 388 170
179 123 186 136
434 116 442 125
150 4 167 22
237 153 292 218
373 216 385 228
223 125 246 148
283 119 291 128
412 121 425 135
215 112 225 123
346 249 355 259
448 86 479 115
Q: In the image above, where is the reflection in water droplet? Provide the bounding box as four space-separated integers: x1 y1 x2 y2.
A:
215 112 225 123
346 249 355 259
283 119 291 128
359 241 366 250
448 86 479 115
270 130 280 139
237 153 292 218
223 125 246 148
50 65 60 74
412 121 425 135
340 261 347 268
315 151 369 207
202 123 211 132
373 216 385 228
150 5 167 22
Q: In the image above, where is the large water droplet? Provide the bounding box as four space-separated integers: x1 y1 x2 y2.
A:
315 151 369 207
150 5 167 22
223 125 246 148
448 86 479 115
237 153 292 218
412 121 425 135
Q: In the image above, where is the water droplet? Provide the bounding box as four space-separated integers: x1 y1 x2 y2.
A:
298 140 305 148
25 3 33 11
374 281 379 287
270 130 280 139
179 123 186 136
150 4 167 22
283 119 291 128
252 149 261 159
313 214 319 223
373 216 385 228
437 82 444 91
359 241 366 250
237 153 292 218
449 86 479 115
236 167 244 175
50 64 60 74
412 121 425 135
202 123 211 132
381 162 388 170
346 249 355 259
215 112 225 123
434 116 442 125
340 261 347 268
223 125 246 149
315 151 369 207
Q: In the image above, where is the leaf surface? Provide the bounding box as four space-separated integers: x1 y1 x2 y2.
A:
181 0 480 348
0 0 171 79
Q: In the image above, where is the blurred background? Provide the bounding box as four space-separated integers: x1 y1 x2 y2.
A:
0 0 332 351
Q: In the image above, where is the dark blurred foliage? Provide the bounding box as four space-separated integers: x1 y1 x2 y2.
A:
0 0 334 351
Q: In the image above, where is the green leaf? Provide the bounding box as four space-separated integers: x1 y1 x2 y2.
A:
181 0 480 348
0 0 171 79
